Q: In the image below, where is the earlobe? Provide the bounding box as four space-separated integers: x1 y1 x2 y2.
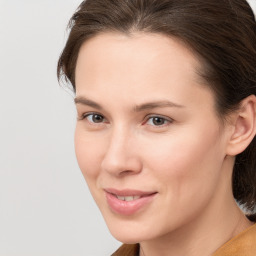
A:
226 95 256 156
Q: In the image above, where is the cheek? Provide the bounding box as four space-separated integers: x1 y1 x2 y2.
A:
74 126 105 181
143 125 225 199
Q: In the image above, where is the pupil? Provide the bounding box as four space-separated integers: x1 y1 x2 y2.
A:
153 117 164 125
93 114 103 123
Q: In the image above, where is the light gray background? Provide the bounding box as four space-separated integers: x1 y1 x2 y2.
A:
0 1 255 256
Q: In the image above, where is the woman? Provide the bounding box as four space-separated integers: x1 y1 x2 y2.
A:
57 0 256 255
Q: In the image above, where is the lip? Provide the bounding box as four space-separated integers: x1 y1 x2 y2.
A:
104 188 157 216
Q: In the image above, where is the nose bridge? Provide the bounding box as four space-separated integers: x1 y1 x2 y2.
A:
101 124 141 175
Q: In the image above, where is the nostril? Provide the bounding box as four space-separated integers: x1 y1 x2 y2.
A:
100 141 143 176
119 170 137 176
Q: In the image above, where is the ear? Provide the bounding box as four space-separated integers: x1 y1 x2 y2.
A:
226 95 256 156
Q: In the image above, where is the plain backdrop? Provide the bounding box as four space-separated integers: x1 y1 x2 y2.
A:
0 1 255 256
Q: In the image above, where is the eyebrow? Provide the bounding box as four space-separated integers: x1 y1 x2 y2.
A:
74 97 102 109
134 101 185 112
74 96 185 111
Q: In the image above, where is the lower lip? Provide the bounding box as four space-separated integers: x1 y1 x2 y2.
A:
105 192 157 216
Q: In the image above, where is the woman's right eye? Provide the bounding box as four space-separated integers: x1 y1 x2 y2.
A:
84 113 106 124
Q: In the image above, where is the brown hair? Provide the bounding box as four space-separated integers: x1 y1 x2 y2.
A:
57 0 256 217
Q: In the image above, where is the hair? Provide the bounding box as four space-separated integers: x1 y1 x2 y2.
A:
57 0 256 219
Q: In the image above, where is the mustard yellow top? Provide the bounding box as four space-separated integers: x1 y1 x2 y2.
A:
213 223 256 256
112 223 256 256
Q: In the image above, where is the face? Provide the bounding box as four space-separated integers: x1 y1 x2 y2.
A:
74 32 230 243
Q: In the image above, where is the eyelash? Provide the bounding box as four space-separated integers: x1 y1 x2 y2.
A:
78 112 173 128
80 112 107 124
144 115 173 127
77 112 105 124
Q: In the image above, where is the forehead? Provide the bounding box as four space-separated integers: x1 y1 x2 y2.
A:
75 32 215 113
75 32 204 86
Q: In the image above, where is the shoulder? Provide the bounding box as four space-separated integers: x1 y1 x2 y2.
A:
213 223 256 256
111 243 139 256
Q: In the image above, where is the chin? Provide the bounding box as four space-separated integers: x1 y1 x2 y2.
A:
102 213 160 244
109 228 146 244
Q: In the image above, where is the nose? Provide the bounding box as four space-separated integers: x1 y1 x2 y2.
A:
100 127 142 177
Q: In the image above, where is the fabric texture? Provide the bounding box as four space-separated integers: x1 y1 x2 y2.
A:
213 223 256 256
111 243 139 256
111 223 256 256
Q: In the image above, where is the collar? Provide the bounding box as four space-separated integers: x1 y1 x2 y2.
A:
212 223 256 256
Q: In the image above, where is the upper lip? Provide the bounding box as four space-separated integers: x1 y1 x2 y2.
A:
104 188 157 197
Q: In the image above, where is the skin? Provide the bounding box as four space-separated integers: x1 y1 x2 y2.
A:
74 32 255 256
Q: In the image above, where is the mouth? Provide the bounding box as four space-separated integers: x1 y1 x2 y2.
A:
104 188 157 216
115 195 142 201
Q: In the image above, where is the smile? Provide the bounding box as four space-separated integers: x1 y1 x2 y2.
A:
104 188 157 216
116 195 141 201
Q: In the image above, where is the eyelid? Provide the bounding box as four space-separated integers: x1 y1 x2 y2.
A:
143 114 173 127
77 112 173 127
78 112 107 123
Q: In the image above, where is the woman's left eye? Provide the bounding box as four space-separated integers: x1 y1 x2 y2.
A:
145 116 172 127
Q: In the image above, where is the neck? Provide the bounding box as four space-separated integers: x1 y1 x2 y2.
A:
140 202 252 256
139 157 253 256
